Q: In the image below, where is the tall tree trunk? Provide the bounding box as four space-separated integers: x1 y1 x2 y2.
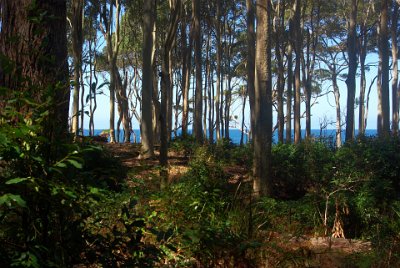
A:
333 71 342 147
253 0 273 197
358 22 368 135
193 0 203 143
152 21 161 144
275 0 285 143
160 0 180 187
0 0 69 150
181 6 190 137
377 0 390 137
391 0 399 136
345 0 357 141
71 0 83 137
215 0 222 141
141 0 155 158
286 30 293 144
293 0 302 144
246 0 256 142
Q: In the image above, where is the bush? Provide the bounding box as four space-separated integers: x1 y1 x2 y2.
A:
0 97 161 267
149 147 258 266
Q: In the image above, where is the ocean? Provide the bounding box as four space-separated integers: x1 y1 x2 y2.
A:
84 129 378 145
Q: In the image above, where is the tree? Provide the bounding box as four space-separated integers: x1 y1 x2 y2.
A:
181 2 191 137
0 0 69 148
391 0 399 136
274 0 285 143
246 0 256 143
345 0 357 141
159 0 181 186
253 0 273 197
193 0 203 143
215 0 223 141
286 17 294 144
293 0 302 144
377 0 390 137
141 0 155 158
70 0 84 138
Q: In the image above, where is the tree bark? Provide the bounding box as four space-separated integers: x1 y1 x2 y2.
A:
0 0 69 149
246 0 256 142
141 0 155 158
70 0 83 137
377 0 390 137
293 0 302 144
345 0 357 141
215 0 222 141
391 0 399 136
253 0 273 197
181 5 191 137
193 0 203 143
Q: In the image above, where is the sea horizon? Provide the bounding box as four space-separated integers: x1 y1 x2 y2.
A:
83 128 378 145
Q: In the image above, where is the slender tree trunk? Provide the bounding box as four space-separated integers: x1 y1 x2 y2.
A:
215 0 222 141
141 0 155 158
152 21 161 144
193 0 203 143
377 0 390 137
253 0 273 197
181 8 190 137
160 0 180 187
333 71 342 147
345 0 357 141
286 36 293 144
391 0 399 136
275 0 285 143
358 23 367 135
293 0 302 144
246 0 256 142
71 0 83 137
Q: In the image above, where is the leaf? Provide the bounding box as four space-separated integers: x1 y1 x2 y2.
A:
6 178 28 185
96 81 110 91
54 162 67 168
0 194 27 208
67 159 83 169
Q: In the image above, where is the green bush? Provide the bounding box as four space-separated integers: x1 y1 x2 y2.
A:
0 97 161 267
149 147 258 266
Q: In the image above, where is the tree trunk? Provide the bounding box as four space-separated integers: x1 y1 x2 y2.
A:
71 0 83 137
141 0 155 158
286 32 293 144
215 0 222 141
193 0 203 143
358 23 367 135
181 7 190 137
246 0 256 142
275 0 285 143
333 71 342 148
345 0 357 142
377 0 390 137
253 0 273 197
293 0 302 144
391 0 399 136
160 0 180 187
0 0 69 149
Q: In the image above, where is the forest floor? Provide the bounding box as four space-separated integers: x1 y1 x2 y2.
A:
102 142 372 267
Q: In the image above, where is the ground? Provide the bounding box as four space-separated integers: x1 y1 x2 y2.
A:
102 142 372 267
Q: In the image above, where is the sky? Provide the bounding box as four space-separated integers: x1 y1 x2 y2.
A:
70 53 395 133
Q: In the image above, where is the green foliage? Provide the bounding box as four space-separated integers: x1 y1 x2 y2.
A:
271 140 334 199
0 96 161 267
148 147 258 266
170 134 199 157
